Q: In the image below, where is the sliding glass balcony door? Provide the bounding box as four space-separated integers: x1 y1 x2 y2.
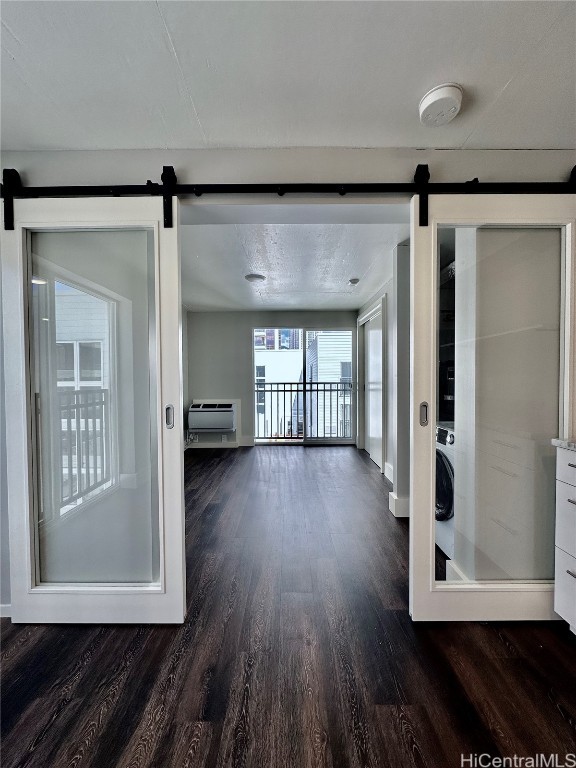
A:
253 328 354 443
304 330 354 442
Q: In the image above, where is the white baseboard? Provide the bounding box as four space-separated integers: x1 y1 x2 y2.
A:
388 492 409 518
185 435 255 449
0 603 12 618
384 462 394 482
186 440 239 449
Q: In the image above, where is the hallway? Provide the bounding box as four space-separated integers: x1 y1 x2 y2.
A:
1 446 575 768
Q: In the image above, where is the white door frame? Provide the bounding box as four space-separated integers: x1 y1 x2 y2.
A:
358 297 386 471
1 196 186 623
409 194 576 621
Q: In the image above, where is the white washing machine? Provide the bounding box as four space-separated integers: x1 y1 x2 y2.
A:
435 422 455 559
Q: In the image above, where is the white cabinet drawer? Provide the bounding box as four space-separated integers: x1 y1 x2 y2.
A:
554 547 576 627
556 481 576 558
556 447 576 488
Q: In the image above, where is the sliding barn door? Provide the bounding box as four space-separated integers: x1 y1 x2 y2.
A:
409 194 576 621
1 197 185 623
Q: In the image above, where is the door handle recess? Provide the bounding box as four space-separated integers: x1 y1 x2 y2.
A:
567 570 576 580
419 402 429 427
165 404 175 429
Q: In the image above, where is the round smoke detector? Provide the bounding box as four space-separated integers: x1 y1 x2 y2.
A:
419 83 463 127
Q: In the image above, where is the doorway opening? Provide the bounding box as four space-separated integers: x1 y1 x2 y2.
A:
253 328 354 443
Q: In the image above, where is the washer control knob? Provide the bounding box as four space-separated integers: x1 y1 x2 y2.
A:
447 433 455 445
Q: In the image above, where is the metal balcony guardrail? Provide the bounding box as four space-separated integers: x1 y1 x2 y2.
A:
59 388 111 507
255 381 353 441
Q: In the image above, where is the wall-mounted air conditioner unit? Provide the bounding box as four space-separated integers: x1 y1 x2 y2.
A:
188 403 236 432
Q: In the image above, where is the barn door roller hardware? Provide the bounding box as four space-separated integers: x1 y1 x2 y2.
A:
2 164 575 230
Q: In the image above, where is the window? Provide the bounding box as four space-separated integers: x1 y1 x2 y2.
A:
256 365 266 414
79 341 102 382
57 342 75 384
279 329 301 350
56 341 103 388
340 361 352 384
254 329 266 348
266 329 276 349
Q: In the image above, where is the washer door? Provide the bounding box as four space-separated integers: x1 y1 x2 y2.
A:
435 449 454 521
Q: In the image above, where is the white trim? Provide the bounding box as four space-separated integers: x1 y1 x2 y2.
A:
356 322 365 450
389 492 409 518
384 462 393 481
357 303 382 326
25 584 162 593
362 298 386 470
0 604 12 618
409 193 576 622
186 441 238 449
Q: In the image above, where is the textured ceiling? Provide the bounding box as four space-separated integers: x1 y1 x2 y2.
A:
2 1 574 151
181 205 410 311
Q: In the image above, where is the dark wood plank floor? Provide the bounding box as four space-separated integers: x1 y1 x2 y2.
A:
2 446 576 768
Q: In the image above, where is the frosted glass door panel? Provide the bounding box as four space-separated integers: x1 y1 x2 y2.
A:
435 227 562 582
30 230 160 584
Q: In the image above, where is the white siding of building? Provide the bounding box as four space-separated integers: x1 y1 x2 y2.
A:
306 331 353 439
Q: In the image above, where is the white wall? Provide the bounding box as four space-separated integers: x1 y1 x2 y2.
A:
186 310 357 441
391 244 411 517
358 243 410 518
2 148 574 188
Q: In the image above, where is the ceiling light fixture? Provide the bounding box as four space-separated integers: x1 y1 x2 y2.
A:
419 83 463 127
348 278 360 286
244 273 266 283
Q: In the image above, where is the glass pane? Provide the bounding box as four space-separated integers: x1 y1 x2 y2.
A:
253 328 303 439
305 330 353 439
435 227 562 582
56 342 74 383
30 230 159 584
79 341 102 382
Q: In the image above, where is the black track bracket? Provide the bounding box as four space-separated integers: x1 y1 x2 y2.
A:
161 166 177 228
1 169 22 231
414 164 430 226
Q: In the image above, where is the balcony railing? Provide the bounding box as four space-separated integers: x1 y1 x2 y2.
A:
58 388 111 508
255 381 353 441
